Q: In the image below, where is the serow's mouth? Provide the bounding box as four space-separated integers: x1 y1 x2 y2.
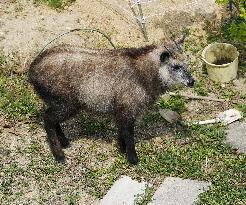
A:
187 78 195 87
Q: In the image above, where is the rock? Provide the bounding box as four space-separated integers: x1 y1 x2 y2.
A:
233 78 246 95
159 109 181 123
226 120 246 153
148 177 211 205
99 175 148 205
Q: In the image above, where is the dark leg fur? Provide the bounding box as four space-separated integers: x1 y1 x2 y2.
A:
44 109 65 162
118 136 126 153
44 104 78 163
116 115 138 165
55 124 70 148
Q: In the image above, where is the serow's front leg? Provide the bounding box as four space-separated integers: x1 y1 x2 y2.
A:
55 124 70 148
117 118 138 165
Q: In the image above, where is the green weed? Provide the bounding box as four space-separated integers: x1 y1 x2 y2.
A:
223 17 246 43
158 95 187 113
223 90 235 100
236 102 246 116
33 0 76 10
0 51 40 122
134 185 154 205
142 111 163 126
64 192 80 205
194 81 208 96
0 75 40 121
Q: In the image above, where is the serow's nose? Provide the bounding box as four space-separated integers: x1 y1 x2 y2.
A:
187 78 195 87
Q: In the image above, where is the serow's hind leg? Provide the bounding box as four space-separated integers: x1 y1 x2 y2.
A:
44 105 78 163
44 108 65 162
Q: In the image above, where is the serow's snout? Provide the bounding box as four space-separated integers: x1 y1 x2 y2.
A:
187 78 195 87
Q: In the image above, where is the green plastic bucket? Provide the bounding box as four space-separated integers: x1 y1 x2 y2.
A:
202 43 239 83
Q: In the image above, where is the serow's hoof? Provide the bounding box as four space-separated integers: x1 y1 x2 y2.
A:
60 138 70 149
54 154 66 163
127 153 139 165
118 143 126 154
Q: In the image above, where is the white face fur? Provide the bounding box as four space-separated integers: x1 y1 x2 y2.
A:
158 51 194 87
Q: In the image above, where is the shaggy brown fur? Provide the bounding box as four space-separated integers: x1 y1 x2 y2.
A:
29 43 194 165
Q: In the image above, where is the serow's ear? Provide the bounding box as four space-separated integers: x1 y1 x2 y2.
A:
160 51 170 62
175 34 185 45
174 34 186 52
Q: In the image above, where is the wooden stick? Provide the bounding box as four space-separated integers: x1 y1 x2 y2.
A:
168 92 226 102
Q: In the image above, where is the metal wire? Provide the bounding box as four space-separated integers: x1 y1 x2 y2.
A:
36 28 116 57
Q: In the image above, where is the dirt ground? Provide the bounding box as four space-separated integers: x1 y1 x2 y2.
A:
1 0 246 205
0 0 219 60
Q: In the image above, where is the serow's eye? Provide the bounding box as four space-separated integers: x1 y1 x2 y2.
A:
160 52 170 62
173 65 180 70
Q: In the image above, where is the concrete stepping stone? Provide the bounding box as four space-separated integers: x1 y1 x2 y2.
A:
99 175 148 205
226 120 246 153
148 177 211 205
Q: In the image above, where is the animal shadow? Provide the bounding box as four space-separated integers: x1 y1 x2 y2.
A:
61 109 174 143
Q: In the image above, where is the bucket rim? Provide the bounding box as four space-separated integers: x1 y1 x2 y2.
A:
201 43 239 67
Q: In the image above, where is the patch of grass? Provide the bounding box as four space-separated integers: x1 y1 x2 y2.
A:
140 125 246 204
24 141 43 156
84 167 118 198
0 51 40 122
0 74 40 121
80 124 246 204
0 50 7 67
0 162 28 202
134 185 154 205
142 111 164 126
33 0 76 10
78 112 116 136
158 95 187 113
64 192 80 205
27 156 64 183
221 16 246 43
236 102 246 116
223 89 235 100
194 80 208 96
201 64 208 75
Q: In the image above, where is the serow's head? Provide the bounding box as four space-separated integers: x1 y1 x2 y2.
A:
158 48 195 88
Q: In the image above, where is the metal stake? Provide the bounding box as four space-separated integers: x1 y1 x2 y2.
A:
136 0 149 41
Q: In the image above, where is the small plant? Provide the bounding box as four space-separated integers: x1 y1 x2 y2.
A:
223 89 235 100
158 95 187 113
134 185 154 205
236 102 246 116
216 0 246 17
216 0 246 43
64 192 80 205
33 0 76 10
143 111 163 125
0 75 40 121
194 81 208 96
222 16 246 42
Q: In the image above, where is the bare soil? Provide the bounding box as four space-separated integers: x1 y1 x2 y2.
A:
0 0 220 61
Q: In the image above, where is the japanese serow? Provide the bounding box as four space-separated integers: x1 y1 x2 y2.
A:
29 40 194 165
